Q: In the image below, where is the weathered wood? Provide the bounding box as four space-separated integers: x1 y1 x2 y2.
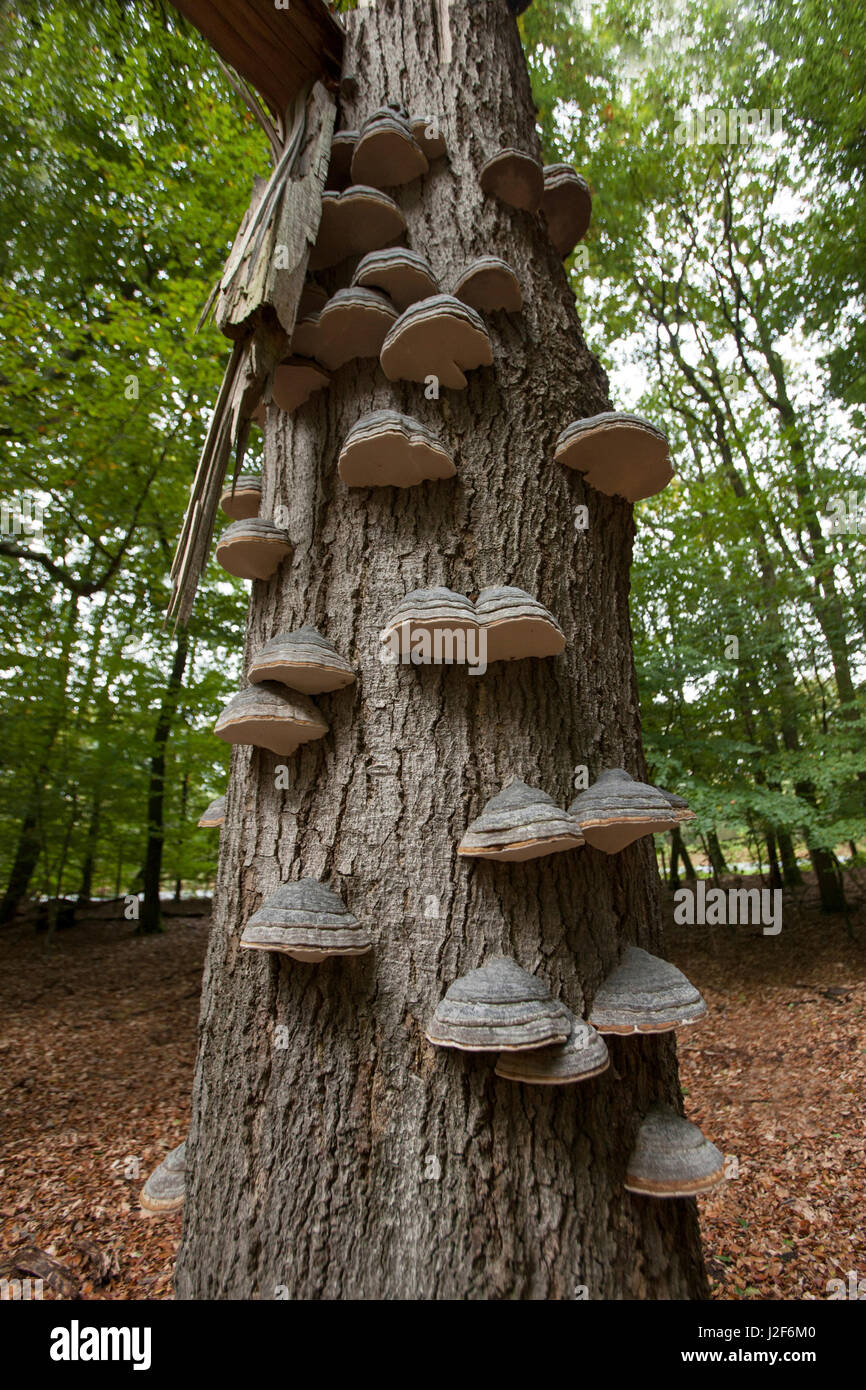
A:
216 84 337 338
176 0 709 1300
169 0 343 122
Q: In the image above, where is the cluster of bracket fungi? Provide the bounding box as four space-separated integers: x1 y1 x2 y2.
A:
186 103 724 1212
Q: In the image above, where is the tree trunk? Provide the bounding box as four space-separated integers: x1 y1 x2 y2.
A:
706 829 727 881
0 811 42 925
176 0 708 1301
138 633 189 934
764 832 782 891
777 828 802 886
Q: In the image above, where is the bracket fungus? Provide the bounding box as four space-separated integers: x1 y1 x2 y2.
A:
350 107 429 187
325 129 358 191
240 878 371 963
495 1017 609 1084
479 148 544 212
542 164 592 258
247 625 355 694
352 247 439 309
410 117 448 161
476 586 565 662
458 778 584 861
309 185 407 270
589 946 707 1034
219 472 262 522
568 768 679 853
380 587 477 655
453 256 523 313
380 294 493 389
197 795 226 829
291 288 398 370
271 357 330 413
139 1140 186 1215
625 1104 725 1198
214 683 328 757
554 411 674 502
215 518 292 582
426 957 572 1052
338 410 455 488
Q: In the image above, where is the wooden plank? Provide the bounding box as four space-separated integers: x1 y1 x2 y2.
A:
170 0 343 117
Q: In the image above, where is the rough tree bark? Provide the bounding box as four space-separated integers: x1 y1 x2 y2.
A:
176 0 709 1300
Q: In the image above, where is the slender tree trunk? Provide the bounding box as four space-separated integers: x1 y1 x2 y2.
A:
808 842 847 913
138 633 189 934
177 0 708 1300
764 832 782 890
777 829 802 886
0 812 42 925
77 800 100 908
706 829 727 881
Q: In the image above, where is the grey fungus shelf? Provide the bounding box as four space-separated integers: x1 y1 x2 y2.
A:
380 294 493 389
458 778 584 862
567 768 679 854
240 877 372 962
426 957 572 1052
554 411 674 502
215 518 292 581
214 683 328 757
247 625 355 695
339 411 455 488
625 1104 725 1198
589 946 707 1035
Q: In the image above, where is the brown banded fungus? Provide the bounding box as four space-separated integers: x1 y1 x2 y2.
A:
453 256 523 313
291 287 398 370
338 411 455 488
215 518 292 581
479 148 544 212
240 878 371 963
426 957 572 1052
219 472 262 522
410 117 448 161
352 247 439 309
380 294 493 389
495 1017 609 1084
542 164 592 258
197 795 226 829
309 185 407 271
458 778 584 862
554 411 674 502
271 357 330 413
625 1104 725 1198
476 586 565 662
380 588 477 657
589 946 707 1034
568 768 678 853
213 683 328 757
350 107 429 187
139 1140 186 1215
247 625 355 694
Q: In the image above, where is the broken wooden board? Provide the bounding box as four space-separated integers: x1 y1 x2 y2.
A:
169 0 343 122
216 82 336 339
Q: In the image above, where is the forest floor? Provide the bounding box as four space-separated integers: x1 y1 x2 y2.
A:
0 872 864 1302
